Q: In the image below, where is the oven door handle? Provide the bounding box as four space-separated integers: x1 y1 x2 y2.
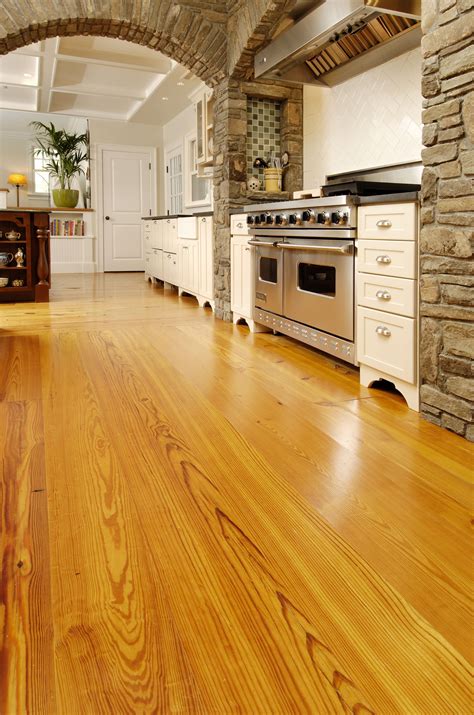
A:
247 239 281 248
275 243 354 255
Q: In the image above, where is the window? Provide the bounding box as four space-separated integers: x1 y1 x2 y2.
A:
185 132 211 207
166 145 183 215
31 149 50 195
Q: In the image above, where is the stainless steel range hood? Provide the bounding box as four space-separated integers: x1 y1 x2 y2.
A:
254 0 421 87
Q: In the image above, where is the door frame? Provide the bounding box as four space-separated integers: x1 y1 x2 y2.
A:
96 143 158 273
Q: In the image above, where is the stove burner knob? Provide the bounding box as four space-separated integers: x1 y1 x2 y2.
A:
289 213 302 225
247 215 255 225
254 215 261 225
260 214 267 224
275 214 288 226
318 211 331 225
302 209 315 223
265 213 274 225
332 210 349 225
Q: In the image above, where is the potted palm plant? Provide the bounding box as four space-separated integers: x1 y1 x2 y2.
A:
31 121 89 208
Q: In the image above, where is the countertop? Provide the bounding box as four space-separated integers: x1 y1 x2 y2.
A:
144 211 214 220
356 191 420 204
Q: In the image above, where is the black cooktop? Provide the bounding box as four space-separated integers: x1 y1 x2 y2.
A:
321 180 421 197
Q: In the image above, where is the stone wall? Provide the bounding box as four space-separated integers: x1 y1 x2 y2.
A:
420 0 474 440
212 79 303 320
0 1 228 86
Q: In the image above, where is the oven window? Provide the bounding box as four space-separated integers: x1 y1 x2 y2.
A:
260 256 278 284
298 263 336 297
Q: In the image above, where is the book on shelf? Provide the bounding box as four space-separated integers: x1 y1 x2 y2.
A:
50 218 85 237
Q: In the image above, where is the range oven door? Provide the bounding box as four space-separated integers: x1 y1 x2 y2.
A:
281 240 354 341
250 240 283 315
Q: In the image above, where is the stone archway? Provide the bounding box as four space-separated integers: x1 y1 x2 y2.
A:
0 1 228 86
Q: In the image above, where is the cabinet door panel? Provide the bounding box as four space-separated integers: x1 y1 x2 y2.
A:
198 217 213 300
358 240 417 279
357 273 416 317
358 203 417 240
357 307 416 383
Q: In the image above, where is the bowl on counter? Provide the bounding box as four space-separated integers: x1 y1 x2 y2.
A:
0 277 9 287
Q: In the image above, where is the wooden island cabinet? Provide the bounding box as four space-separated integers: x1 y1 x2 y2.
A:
0 209 51 303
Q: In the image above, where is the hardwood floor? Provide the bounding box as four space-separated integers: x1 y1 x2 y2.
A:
0 273 472 714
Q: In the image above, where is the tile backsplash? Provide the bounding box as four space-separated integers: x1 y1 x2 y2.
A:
247 98 281 184
303 49 422 190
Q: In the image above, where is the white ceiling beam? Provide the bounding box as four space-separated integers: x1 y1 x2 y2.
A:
55 53 171 75
38 36 59 112
126 72 167 121
51 86 146 101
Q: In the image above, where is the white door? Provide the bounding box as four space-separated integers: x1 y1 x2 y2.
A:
103 148 154 271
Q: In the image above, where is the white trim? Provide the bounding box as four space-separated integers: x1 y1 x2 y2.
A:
96 143 157 272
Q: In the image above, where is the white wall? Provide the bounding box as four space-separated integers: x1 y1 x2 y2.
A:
303 49 422 190
162 98 212 213
0 110 88 208
88 118 164 213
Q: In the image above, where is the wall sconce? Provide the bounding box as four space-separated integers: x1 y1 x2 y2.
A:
8 174 27 207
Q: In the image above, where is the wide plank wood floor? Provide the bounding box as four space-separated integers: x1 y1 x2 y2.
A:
0 273 472 714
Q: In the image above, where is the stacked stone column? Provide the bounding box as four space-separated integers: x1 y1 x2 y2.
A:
212 79 303 320
420 0 474 439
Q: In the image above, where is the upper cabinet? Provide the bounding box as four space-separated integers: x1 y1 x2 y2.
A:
193 88 214 168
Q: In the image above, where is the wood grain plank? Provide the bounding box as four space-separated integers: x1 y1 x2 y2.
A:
76 327 472 714
0 399 56 714
40 332 211 714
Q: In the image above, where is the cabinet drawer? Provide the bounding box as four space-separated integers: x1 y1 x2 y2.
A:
357 307 416 383
231 214 250 235
357 274 416 317
358 203 417 241
358 240 416 279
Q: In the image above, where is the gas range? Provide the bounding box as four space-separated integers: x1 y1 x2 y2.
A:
244 196 358 363
244 196 357 233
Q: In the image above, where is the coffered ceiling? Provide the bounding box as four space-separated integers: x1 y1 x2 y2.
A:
0 36 203 124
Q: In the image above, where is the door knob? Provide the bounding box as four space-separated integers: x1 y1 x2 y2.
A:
105 216 110 220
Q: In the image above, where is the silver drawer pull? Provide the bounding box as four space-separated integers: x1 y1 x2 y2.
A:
183 246 188 250
237 222 244 228
244 247 250 251
376 255 392 264
202 217 206 222
376 290 391 301
376 219 392 228
376 326 391 337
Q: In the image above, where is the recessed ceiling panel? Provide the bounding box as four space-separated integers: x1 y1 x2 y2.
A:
50 90 136 118
0 85 37 111
58 36 172 72
0 54 39 86
53 59 162 98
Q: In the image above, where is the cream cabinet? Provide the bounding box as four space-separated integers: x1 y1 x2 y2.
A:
198 216 213 301
163 250 178 286
177 215 214 310
358 203 416 241
162 218 178 253
357 201 419 410
178 239 199 294
150 220 163 249
230 214 269 333
151 247 163 280
194 89 214 167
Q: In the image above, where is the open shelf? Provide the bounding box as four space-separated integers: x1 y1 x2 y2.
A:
0 286 30 292
0 266 28 270
50 235 94 239
0 240 26 244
